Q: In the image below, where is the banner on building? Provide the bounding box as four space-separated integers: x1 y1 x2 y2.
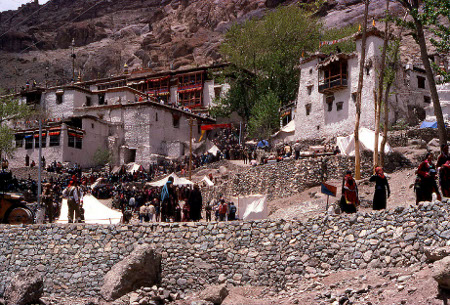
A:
200 124 232 131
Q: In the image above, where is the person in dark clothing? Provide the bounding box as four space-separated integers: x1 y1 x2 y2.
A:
370 167 390 210
340 170 358 213
437 144 449 169
415 153 442 203
161 176 175 222
440 160 450 197
228 201 237 220
188 184 203 221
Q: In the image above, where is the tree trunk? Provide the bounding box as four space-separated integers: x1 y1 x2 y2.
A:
380 82 393 167
374 0 390 170
414 17 448 145
354 0 370 180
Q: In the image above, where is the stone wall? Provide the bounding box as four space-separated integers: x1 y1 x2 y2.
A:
1 201 449 298
203 153 410 202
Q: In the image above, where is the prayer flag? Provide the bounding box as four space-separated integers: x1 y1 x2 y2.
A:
321 182 337 197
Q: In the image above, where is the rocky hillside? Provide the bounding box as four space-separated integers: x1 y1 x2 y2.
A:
0 0 406 90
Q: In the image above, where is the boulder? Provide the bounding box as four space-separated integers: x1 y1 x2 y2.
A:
219 166 228 175
425 246 450 262
433 256 450 289
198 284 229 305
100 245 161 301
428 138 440 148
4 267 43 305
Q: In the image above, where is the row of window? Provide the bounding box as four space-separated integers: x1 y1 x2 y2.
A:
15 133 82 150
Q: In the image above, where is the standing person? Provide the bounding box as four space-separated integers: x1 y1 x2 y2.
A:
228 201 237 221
369 167 390 210
161 177 174 222
63 177 83 223
437 144 449 169
415 153 442 203
25 154 30 167
188 184 203 222
139 202 149 223
293 140 301 160
205 200 212 222
339 171 358 213
440 160 450 197
148 201 156 222
218 199 228 221
153 198 161 222
41 183 55 223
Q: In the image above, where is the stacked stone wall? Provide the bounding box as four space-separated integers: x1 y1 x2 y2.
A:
203 153 410 202
1 202 449 298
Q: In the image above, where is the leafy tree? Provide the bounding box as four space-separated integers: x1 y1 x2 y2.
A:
93 147 111 166
423 0 450 82
248 92 280 139
0 92 31 158
395 0 447 145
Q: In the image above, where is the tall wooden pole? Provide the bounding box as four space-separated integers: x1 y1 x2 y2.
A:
354 0 370 180
189 118 193 180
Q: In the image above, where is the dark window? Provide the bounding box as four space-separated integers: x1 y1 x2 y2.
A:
49 134 60 147
179 90 202 107
424 96 431 104
214 87 221 98
91 123 94 129
86 96 92 106
75 137 82 149
99 93 105 105
326 95 334 112
56 93 63 104
34 135 46 148
337 101 344 111
352 92 357 103
418 76 426 89
15 135 23 148
197 124 201 134
307 85 313 95
172 114 180 128
25 136 33 149
68 134 75 147
305 104 311 116
155 112 158 121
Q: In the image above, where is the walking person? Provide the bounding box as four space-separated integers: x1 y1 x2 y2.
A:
369 167 390 210
339 170 358 213
41 183 55 223
415 153 442 203
63 177 83 223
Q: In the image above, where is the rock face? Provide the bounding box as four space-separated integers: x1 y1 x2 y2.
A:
198 284 229 305
100 245 161 301
4 267 43 305
0 0 409 90
433 256 450 289
425 246 450 263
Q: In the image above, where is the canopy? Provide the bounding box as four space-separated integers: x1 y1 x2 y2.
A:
91 177 108 190
208 145 221 156
234 194 268 221
336 128 392 156
57 194 122 224
126 162 144 173
420 121 438 128
271 120 295 138
200 176 214 186
146 172 194 187
257 140 269 148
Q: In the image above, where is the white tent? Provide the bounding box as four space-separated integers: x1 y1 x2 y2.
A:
233 194 268 220
57 194 122 224
271 120 295 144
336 128 392 156
200 176 214 186
126 162 144 173
208 145 221 156
146 172 194 187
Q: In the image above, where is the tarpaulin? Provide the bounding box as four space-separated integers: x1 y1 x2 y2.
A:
420 121 438 128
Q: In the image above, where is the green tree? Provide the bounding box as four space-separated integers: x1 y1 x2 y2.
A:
423 0 450 82
248 92 280 138
93 147 111 166
0 92 31 158
395 0 447 145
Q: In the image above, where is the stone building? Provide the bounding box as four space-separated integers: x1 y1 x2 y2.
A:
294 28 432 140
8 65 228 168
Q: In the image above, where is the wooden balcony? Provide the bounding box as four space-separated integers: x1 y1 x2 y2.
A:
318 74 348 94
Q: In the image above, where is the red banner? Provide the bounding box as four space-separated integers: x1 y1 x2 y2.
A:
201 124 232 131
